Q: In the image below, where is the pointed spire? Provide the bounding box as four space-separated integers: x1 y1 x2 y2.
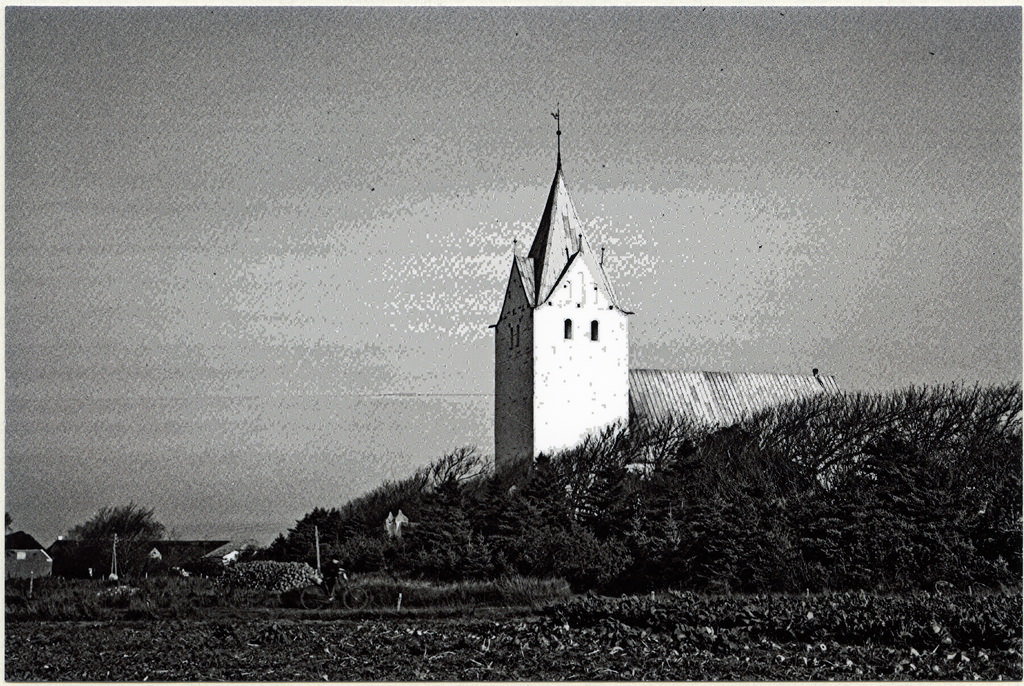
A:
551 105 561 171
527 159 585 303
522 113 620 308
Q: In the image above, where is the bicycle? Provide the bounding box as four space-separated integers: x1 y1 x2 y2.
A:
299 569 369 610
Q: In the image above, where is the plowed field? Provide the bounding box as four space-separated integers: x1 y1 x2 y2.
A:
6 614 1021 681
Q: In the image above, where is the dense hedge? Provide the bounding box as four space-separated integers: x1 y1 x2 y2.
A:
267 384 1022 594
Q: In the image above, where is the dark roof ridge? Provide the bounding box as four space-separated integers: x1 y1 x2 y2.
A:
6 531 45 551
632 367 837 379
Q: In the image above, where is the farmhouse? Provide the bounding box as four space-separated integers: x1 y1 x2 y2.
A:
494 124 839 467
5 531 53 579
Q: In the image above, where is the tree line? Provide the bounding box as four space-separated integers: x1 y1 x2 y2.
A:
266 384 1022 594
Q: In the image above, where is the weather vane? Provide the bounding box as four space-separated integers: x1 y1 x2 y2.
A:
551 104 561 169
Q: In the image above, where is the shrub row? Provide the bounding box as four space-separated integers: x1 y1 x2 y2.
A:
5 572 571 621
349 574 571 610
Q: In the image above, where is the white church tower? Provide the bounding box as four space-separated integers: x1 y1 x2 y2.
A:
494 113 630 468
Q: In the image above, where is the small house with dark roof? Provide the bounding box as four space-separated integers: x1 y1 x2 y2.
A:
6 531 52 579
493 122 838 467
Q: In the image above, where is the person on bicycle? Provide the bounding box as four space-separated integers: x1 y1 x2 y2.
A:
322 558 348 587
300 558 367 610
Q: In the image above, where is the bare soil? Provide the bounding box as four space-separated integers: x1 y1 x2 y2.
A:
7 613 1021 681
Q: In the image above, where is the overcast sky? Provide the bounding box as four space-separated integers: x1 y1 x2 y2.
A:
6 6 1021 544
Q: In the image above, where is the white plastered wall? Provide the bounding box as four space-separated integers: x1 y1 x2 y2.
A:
532 256 629 456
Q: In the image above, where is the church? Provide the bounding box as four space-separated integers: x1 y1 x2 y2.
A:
493 121 839 468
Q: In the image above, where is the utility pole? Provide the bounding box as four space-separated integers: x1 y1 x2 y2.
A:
314 526 321 575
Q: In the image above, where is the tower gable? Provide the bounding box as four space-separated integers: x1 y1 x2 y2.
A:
542 250 615 312
498 255 534 323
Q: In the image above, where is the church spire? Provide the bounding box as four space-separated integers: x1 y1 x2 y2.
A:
527 108 585 304
522 112 620 308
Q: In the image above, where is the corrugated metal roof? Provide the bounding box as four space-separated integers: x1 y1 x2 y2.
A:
629 369 840 428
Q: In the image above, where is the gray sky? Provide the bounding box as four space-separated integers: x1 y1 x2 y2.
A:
6 6 1021 544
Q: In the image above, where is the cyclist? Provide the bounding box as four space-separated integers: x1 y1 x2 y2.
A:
321 558 348 587
300 558 367 610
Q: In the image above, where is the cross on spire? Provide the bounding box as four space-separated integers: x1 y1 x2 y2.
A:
551 104 561 170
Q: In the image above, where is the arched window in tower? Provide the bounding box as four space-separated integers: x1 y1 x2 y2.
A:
509 324 514 350
564 318 573 340
590 320 599 341
515 323 520 348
